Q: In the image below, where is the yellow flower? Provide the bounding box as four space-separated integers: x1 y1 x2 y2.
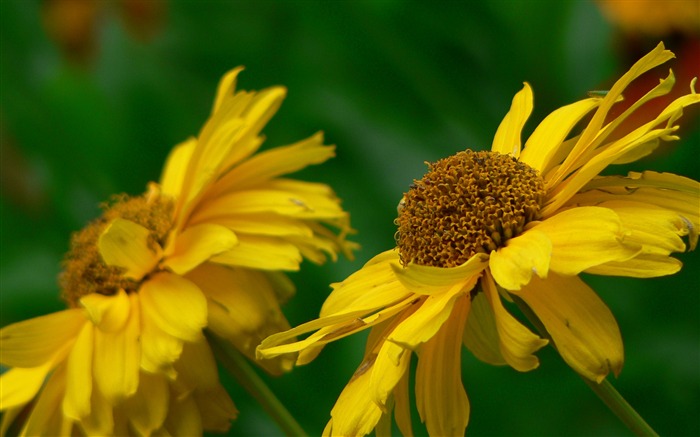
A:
0 68 355 436
597 0 700 36
258 42 700 436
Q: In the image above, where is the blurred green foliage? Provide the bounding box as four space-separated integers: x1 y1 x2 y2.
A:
1 0 699 436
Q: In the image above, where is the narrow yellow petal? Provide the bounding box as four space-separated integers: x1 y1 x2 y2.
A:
388 274 478 350
163 394 202 437
63 323 94 420
80 289 130 332
489 229 551 290
393 360 414 437
326 362 383 437
98 218 161 281
482 273 547 371
19 364 67 437
585 254 682 278
520 97 601 173
0 309 84 368
211 67 245 115
173 339 220 392
415 294 470 437
491 83 533 158
463 290 506 366
163 223 237 274
193 385 238 432
209 132 335 192
140 272 207 342
511 273 624 382
370 334 411 408
122 372 168 435
140 311 182 378
391 252 488 295
535 207 641 274
212 235 302 271
80 387 114 436
93 293 140 403
208 213 313 237
0 362 53 409
160 138 196 198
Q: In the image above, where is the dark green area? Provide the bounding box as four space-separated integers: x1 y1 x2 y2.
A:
1 1 698 436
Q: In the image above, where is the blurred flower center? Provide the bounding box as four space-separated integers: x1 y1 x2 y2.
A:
59 189 174 307
396 150 545 268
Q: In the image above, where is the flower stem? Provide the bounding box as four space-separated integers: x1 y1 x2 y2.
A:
511 295 659 437
207 333 307 437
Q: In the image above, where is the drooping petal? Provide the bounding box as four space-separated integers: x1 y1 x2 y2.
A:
120 372 169 435
98 218 161 281
80 386 115 436
325 361 384 437
520 97 601 173
208 213 313 237
535 206 640 274
80 289 130 333
391 253 488 295
491 83 533 158
463 290 506 366
139 311 182 378
481 273 547 371
162 223 238 274
92 292 140 404
388 274 478 350
173 339 220 392
585 254 683 278
63 323 94 420
0 361 54 409
163 394 202 437
139 272 207 342
19 364 67 437
193 385 238 432
0 308 84 368
511 273 624 382
489 229 551 290
393 358 414 437
415 294 470 437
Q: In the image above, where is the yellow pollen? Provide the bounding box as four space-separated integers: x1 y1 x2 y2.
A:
59 188 174 307
395 150 545 268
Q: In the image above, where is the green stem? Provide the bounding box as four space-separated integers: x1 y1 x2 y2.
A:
511 295 658 437
208 333 307 437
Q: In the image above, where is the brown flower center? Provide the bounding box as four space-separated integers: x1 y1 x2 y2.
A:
395 150 545 268
60 188 174 307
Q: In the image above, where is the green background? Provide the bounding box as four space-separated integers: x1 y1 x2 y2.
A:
1 1 699 435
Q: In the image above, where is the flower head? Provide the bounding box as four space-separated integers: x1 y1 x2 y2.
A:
258 42 700 436
0 68 355 435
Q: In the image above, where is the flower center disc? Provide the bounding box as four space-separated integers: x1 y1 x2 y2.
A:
396 150 546 268
59 191 174 307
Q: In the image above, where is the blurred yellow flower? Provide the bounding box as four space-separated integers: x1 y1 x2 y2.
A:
258 42 700 436
0 68 355 436
597 0 700 36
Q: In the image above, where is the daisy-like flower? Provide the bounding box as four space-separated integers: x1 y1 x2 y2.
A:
0 68 354 436
258 42 699 436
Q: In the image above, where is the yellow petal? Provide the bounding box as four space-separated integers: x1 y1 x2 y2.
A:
535 206 640 275
160 138 196 198
163 394 202 437
122 371 168 435
140 272 207 342
20 364 67 437
326 361 383 437
140 311 182 378
388 274 478 350
393 359 413 437
63 323 94 419
193 385 238 432
80 289 130 332
212 235 302 271
0 308 84 368
482 272 547 371
415 294 470 437
211 67 245 115
370 337 411 409
173 339 220 392
391 253 488 295
207 213 313 237
511 273 624 382
491 83 533 158
0 362 53 409
321 250 410 317
209 132 335 192
585 254 682 278
489 229 551 290
520 97 601 173
187 263 292 374
93 293 140 403
163 223 238 274
463 290 506 366
98 218 161 281
80 387 114 436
